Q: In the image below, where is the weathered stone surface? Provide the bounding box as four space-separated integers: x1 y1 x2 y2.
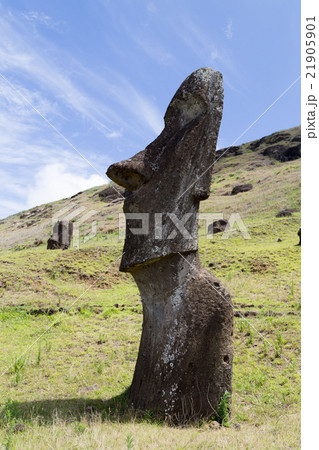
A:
47 220 73 250
231 184 253 195
106 67 233 421
108 68 224 271
129 253 233 421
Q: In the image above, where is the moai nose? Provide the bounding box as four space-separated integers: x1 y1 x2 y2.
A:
107 149 153 191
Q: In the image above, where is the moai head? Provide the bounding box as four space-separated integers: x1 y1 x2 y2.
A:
107 68 224 271
52 220 73 247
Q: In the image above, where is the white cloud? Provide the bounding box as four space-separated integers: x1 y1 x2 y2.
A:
0 198 26 216
21 11 57 29
107 130 123 139
224 18 233 40
97 72 164 135
133 36 174 65
26 163 106 208
0 79 94 168
210 49 219 62
0 79 59 117
0 14 122 138
0 75 109 216
127 86 163 135
170 16 234 73
0 11 164 139
0 6 164 218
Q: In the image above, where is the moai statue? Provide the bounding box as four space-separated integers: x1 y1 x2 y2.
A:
47 220 73 250
107 68 233 421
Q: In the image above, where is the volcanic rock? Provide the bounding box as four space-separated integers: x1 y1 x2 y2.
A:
47 220 73 250
208 219 229 234
106 67 233 421
231 184 253 195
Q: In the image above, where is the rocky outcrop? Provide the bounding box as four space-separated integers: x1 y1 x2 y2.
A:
217 126 301 162
47 220 73 250
276 208 296 217
262 144 301 162
97 185 126 203
231 184 253 195
216 145 242 158
107 68 233 421
208 219 229 234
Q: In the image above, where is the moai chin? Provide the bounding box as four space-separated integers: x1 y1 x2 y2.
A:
107 68 233 421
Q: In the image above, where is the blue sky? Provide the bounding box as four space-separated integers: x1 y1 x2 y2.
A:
0 0 300 219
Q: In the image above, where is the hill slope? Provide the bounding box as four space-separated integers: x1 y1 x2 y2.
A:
0 126 301 448
0 125 300 251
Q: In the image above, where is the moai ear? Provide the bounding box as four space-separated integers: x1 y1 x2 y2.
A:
193 130 216 201
194 169 214 200
193 157 215 200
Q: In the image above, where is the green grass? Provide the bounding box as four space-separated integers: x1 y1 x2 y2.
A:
0 139 300 448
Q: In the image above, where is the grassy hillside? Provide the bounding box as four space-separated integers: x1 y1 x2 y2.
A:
0 126 300 448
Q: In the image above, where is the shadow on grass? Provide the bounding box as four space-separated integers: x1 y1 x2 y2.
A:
0 389 138 425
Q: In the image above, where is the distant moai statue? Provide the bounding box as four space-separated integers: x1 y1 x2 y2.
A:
47 220 73 250
297 227 301 246
107 68 233 421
